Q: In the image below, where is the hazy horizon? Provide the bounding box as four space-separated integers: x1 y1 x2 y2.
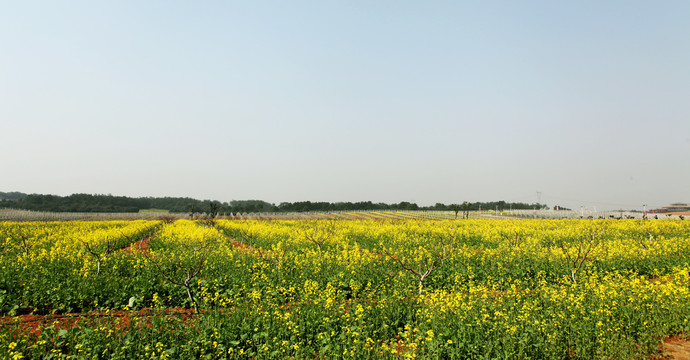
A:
0 190 683 212
2 2 689 211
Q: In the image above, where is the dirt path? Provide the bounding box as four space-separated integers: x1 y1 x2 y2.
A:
122 235 152 254
122 225 168 255
1 308 201 337
661 336 690 360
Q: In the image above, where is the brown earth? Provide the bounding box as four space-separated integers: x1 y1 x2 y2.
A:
122 235 152 254
1 308 201 337
656 335 690 360
229 239 251 251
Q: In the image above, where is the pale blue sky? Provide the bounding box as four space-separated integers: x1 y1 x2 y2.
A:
1 1 689 210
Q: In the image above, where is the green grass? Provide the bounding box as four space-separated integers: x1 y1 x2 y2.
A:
138 209 170 214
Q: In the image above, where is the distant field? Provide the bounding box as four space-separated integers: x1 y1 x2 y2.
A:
138 208 170 214
0 209 179 221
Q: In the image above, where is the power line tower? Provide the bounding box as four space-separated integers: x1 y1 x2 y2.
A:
536 191 542 205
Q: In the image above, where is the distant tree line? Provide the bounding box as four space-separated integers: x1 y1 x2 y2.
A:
0 192 27 201
274 201 420 212
274 200 548 213
0 193 235 213
1 192 548 214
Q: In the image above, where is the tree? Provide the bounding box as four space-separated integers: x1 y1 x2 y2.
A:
371 231 455 295
203 202 220 226
144 236 216 312
301 221 337 257
461 201 472 219
80 232 122 276
555 224 603 285
451 204 461 219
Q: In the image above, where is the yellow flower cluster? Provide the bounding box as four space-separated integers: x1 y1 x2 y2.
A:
3 218 690 358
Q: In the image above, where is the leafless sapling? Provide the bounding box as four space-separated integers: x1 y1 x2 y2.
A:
557 227 601 285
16 229 34 256
502 230 525 250
301 221 337 257
382 234 454 295
144 240 214 312
80 235 119 276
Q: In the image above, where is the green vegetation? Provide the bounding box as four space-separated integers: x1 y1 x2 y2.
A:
139 209 170 214
1 191 546 214
2 219 690 358
0 191 27 201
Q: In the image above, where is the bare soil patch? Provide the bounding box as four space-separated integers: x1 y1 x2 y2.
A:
1 308 201 337
229 239 251 251
122 235 152 254
651 335 690 360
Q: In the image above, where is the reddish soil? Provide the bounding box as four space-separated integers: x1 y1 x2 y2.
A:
649 276 674 284
122 236 152 254
229 239 251 251
3 228 195 337
225 237 271 259
655 335 690 360
1 308 202 337
379 336 416 358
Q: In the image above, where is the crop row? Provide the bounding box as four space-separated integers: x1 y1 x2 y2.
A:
2 218 690 359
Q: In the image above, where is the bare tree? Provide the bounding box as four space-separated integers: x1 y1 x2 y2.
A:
301 221 337 257
157 215 177 224
234 228 256 249
258 240 293 269
385 253 441 295
451 204 461 219
502 230 525 249
144 239 214 312
636 220 661 251
378 233 454 295
462 201 472 219
17 229 34 256
80 235 119 276
557 227 601 285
